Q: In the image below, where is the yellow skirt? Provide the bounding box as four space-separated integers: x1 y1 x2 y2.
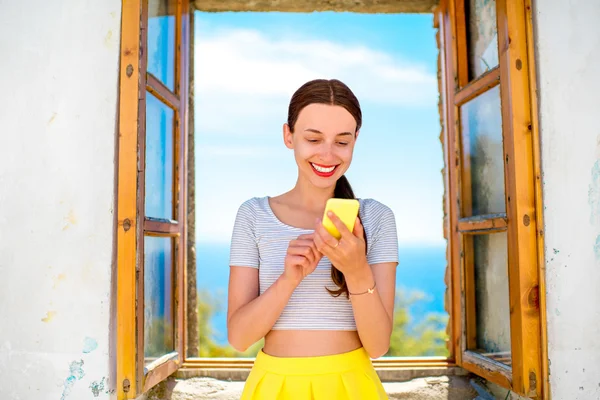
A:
241 347 388 400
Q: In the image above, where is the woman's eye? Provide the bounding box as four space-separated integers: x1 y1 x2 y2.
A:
337 142 349 146
307 139 319 143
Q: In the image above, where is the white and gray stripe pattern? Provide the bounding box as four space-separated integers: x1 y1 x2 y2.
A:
229 196 399 330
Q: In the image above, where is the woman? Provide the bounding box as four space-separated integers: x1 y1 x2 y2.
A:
227 78 399 399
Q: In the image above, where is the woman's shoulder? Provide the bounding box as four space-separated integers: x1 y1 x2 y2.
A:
359 198 394 215
358 198 396 227
237 196 269 210
235 196 271 220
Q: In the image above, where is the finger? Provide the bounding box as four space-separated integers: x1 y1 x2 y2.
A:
309 239 323 259
313 229 331 256
300 231 321 255
287 246 315 264
353 217 364 238
286 255 307 266
315 218 340 248
290 255 312 273
326 211 353 239
294 235 322 259
301 239 321 262
290 239 319 261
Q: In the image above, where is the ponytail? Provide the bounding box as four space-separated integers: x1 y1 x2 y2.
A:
333 175 355 199
327 175 367 298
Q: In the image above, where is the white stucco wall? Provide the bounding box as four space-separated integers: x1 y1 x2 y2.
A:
0 1 122 399
534 1 600 399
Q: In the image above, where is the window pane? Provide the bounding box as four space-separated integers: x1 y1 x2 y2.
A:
144 236 174 364
466 0 498 80
471 232 511 366
148 0 176 91
460 86 505 216
145 92 174 220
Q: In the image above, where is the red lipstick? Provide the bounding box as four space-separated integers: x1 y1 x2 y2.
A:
310 162 338 178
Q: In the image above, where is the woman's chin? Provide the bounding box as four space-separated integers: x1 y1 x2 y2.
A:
308 175 339 189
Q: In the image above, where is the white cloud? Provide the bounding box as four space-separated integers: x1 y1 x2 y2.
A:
194 26 437 135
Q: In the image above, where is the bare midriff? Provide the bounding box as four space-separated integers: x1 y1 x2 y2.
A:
263 329 362 357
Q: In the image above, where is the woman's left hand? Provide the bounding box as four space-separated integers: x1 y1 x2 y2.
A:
313 211 369 278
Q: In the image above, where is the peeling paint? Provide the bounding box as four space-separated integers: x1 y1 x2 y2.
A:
41 310 57 323
89 377 106 397
61 360 85 400
594 235 600 261
83 337 98 353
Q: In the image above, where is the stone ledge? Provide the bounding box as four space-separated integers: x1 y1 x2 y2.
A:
175 366 468 382
145 375 480 400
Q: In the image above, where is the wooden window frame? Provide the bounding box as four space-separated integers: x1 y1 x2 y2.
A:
115 1 547 399
116 0 190 398
439 0 548 398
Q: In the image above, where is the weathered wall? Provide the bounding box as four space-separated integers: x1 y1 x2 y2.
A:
0 0 122 399
533 0 600 398
193 0 437 13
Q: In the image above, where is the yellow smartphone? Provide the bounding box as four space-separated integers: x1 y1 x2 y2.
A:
322 198 360 239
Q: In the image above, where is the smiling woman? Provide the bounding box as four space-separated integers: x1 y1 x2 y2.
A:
225 78 398 399
112 0 550 398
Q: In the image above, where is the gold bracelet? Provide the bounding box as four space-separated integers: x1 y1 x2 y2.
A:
349 282 376 296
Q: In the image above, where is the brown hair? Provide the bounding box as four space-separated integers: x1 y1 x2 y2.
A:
287 79 365 298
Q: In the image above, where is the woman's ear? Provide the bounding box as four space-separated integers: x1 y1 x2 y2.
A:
355 129 360 141
283 123 294 149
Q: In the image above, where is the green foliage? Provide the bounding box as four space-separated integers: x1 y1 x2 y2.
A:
195 287 449 358
197 289 262 357
387 289 449 357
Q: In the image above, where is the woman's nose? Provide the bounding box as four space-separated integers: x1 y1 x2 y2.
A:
317 143 336 161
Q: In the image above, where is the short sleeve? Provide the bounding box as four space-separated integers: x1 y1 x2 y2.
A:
229 199 259 268
366 202 399 265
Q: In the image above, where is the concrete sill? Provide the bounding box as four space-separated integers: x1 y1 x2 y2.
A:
144 374 484 400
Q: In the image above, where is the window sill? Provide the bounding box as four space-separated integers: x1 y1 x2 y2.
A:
143 373 478 400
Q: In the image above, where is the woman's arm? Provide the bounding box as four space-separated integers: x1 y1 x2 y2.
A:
345 262 396 358
227 267 298 352
227 234 322 352
313 211 398 359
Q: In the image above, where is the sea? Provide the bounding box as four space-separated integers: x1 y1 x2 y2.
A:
196 242 448 345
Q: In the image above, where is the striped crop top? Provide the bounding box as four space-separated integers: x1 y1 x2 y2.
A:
229 196 399 330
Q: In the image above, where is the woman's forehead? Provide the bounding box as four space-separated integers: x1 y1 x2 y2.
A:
296 104 357 133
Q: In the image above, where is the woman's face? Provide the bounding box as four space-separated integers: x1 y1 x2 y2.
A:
284 103 359 190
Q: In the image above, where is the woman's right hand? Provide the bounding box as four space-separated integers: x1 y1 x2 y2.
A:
283 233 322 285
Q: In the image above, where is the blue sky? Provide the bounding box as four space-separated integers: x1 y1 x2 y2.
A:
194 12 445 246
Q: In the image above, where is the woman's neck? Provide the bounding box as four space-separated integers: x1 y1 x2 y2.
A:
286 176 335 212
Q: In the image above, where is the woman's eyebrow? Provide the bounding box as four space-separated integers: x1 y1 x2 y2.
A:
304 128 353 136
